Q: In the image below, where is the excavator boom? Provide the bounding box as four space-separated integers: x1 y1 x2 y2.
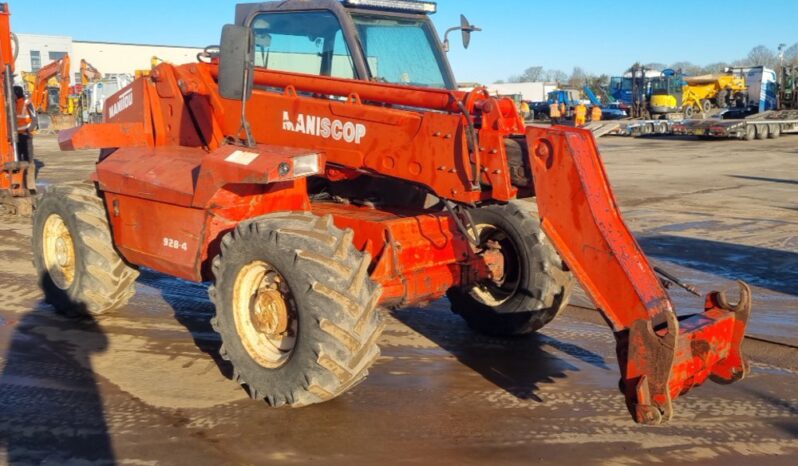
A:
80 59 102 87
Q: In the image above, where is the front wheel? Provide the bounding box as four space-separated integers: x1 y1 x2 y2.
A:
209 213 384 407
447 202 573 337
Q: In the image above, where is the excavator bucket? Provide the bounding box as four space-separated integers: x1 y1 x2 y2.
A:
524 125 752 424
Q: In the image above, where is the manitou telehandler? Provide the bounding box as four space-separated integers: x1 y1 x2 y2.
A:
39 0 753 425
0 4 36 215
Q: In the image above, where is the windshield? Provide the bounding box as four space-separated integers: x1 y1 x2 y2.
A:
250 11 355 79
350 13 452 89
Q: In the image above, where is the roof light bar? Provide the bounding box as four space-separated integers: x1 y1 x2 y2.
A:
343 0 437 14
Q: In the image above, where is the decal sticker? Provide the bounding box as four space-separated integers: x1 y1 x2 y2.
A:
282 111 367 144
225 150 259 166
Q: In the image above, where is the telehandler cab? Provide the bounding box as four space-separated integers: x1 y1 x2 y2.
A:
40 0 752 424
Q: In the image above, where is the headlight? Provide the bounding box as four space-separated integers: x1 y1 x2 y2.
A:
343 0 437 14
292 153 321 177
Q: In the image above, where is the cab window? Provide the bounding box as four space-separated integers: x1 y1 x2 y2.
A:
251 11 356 79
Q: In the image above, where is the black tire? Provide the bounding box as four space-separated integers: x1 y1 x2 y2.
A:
209 212 384 407
755 125 768 140
716 90 728 108
447 202 573 337
32 182 139 316
768 124 781 138
701 99 712 114
683 105 694 119
744 124 756 141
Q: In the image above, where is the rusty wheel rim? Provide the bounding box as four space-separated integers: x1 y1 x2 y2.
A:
42 213 76 290
232 261 297 369
471 223 521 307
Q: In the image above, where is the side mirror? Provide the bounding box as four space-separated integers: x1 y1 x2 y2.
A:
443 15 482 53
460 15 481 50
218 24 254 101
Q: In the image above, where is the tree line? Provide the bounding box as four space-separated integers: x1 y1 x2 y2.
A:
497 43 798 89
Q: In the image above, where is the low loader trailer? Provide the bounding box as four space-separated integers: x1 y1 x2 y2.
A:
673 109 798 140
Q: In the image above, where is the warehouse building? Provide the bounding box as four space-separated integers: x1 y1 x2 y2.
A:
15 33 205 84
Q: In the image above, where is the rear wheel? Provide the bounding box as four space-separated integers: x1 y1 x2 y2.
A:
210 213 384 407
32 182 139 315
755 125 768 140
744 124 756 141
768 124 781 138
701 99 712 114
683 105 695 119
447 202 573 337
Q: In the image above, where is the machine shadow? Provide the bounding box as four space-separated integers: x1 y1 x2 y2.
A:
638 234 798 297
390 305 607 402
136 269 234 380
742 386 798 437
0 303 115 465
728 175 798 186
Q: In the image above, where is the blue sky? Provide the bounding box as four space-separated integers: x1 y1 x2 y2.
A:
11 0 798 83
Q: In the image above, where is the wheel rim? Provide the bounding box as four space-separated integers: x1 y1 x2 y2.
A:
232 261 297 368
42 213 76 290
470 223 522 306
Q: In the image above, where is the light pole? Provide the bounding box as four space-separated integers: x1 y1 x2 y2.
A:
778 43 787 67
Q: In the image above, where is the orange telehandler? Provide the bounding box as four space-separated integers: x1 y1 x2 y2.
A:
0 3 35 215
42 0 752 425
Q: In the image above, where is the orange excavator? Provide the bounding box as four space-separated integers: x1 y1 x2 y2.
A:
79 58 101 87
0 3 35 214
43 0 752 425
31 53 70 115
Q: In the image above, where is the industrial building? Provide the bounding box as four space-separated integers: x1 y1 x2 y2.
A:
15 33 204 84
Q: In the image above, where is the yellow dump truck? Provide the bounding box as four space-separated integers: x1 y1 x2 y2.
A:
682 73 747 117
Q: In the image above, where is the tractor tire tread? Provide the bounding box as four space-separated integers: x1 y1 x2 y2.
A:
210 212 383 408
33 182 139 316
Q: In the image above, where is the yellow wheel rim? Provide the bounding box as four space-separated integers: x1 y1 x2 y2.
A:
232 261 297 368
42 213 76 290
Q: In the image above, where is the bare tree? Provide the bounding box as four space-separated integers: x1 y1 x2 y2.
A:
520 66 544 82
784 43 798 65
745 45 777 68
701 62 731 74
543 69 568 83
567 66 588 88
669 61 703 76
645 62 667 71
